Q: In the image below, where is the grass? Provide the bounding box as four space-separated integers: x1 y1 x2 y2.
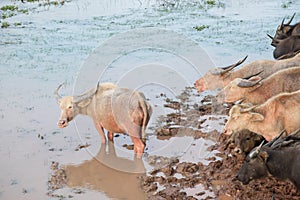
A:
0 1 64 21
14 22 22 26
1 22 10 28
205 0 216 5
193 25 209 31
1 5 18 11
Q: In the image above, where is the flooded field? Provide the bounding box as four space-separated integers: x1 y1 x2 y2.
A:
0 0 299 199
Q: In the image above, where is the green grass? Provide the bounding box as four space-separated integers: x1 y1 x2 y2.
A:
14 22 22 26
1 22 10 28
1 5 18 11
193 25 209 31
205 0 216 5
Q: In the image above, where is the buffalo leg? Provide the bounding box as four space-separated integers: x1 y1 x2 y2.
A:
108 132 114 142
93 120 106 143
130 135 145 158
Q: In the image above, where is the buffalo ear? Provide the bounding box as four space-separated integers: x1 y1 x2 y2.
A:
77 98 91 108
250 112 264 121
260 151 268 162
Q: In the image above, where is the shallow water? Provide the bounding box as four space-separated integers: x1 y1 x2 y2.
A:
0 0 299 199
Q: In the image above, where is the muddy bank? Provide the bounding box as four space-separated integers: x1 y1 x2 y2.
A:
140 89 299 199
142 135 299 199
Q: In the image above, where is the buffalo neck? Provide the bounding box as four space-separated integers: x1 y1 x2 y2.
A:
246 106 281 141
76 98 94 117
265 148 294 181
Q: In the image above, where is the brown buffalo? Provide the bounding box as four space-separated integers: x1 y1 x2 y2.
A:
228 129 266 154
194 54 300 93
217 67 300 104
54 82 152 156
223 90 300 141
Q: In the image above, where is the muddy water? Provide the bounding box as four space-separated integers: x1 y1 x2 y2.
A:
0 0 299 199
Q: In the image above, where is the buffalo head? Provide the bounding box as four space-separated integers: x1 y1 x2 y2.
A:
223 105 264 135
237 142 269 184
230 129 266 154
194 56 247 93
217 75 262 103
274 13 296 40
54 83 98 128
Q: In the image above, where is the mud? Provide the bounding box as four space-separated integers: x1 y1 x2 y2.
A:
139 89 299 199
141 134 299 199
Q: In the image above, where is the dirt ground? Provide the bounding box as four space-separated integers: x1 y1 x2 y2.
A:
48 87 299 199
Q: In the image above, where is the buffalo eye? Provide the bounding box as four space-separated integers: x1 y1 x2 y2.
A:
246 137 250 141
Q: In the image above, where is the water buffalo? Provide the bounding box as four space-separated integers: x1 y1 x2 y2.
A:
194 53 300 93
228 129 266 154
237 129 300 193
223 90 300 141
54 82 152 157
272 13 300 42
268 34 300 59
217 67 300 104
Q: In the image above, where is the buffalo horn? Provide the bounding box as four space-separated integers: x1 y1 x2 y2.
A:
257 141 264 151
242 70 264 80
249 141 264 158
289 128 300 137
211 56 248 75
237 77 262 88
267 34 274 40
286 13 295 25
279 18 285 30
54 83 64 101
240 105 257 113
74 82 100 103
264 129 286 147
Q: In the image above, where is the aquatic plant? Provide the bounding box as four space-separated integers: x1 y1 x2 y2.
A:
1 5 18 11
155 0 224 10
194 25 209 31
1 22 10 28
281 0 293 8
14 22 22 26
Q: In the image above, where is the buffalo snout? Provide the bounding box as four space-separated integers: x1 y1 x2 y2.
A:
223 128 232 135
58 119 68 128
234 147 243 154
237 172 251 185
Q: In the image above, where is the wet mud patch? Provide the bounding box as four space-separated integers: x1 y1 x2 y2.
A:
48 162 67 196
141 88 300 199
154 87 230 140
141 134 299 199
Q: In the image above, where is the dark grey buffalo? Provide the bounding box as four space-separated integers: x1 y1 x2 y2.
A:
268 34 300 59
237 129 300 193
272 13 300 42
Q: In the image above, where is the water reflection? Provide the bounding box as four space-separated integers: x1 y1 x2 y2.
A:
63 142 146 200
